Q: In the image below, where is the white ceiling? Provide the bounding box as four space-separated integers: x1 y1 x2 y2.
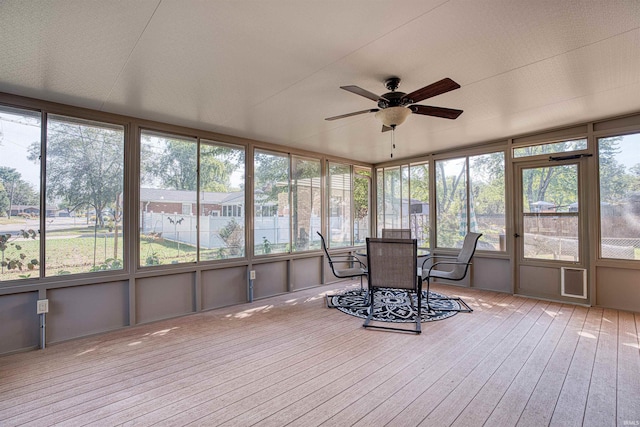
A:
1 0 640 164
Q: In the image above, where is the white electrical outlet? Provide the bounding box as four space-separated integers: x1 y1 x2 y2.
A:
249 270 256 280
37 299 49 314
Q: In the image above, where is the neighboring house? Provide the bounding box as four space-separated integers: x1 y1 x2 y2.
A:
9 205 40 216
8 205 61 217
140 187 245 217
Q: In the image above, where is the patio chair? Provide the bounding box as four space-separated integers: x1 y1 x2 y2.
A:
381 228 412 239
364 237 423 334
421 232 482 313
317 231 369 308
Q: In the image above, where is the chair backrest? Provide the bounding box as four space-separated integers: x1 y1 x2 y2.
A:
381 228 412 239
366 238 417 290
317 231 331 259
317 231 342 276
447 232 482 279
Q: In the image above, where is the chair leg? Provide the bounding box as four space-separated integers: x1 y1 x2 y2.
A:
325 276 370 308
425 277 473 313
427 296 473 313
425 277 432 313
416 286 422 334
362 287 421 334
363 288 375 327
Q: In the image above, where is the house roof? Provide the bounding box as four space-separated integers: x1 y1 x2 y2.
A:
1 1 639 163
141 188 243 204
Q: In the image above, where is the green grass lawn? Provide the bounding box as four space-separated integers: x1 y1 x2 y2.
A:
0 232 199 281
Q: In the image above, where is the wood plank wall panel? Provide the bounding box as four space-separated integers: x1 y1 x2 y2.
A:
471 257 512 292
291 256 322 291
0 292 39 354
201 267 247 310
48 281 128 344
253 261 287 298
135 273 194 324
596 266 640 312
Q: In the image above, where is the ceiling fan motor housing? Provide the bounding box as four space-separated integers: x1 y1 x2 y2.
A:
378 91 408 109
379 77 414 108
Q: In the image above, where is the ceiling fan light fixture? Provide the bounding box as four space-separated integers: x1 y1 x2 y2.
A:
375 106 411 127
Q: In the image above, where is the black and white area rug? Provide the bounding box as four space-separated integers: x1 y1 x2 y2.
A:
329 289 461 323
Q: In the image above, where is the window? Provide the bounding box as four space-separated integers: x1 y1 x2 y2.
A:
409 162 429 247
353 167 371 245
376 163 430 246
291 156 321 251
45 115 125 275
513 139 587 158
0 106 41 281
254 150 289 255
221 204 242 217
140 130 197 266
377 166 402 235
469 153 506 251
328 162 352 247
598 133 640 260
435 153 506 250
376 169 384 238
199 141 245 260
435 157 466 248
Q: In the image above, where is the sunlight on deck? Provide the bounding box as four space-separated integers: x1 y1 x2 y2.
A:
578 331 596 339
226 305 274 319
75 348 96 356
151 327 178 336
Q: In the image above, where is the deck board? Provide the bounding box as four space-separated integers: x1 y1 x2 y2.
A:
0 281 638 427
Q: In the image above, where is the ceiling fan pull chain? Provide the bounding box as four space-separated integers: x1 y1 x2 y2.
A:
390 127 394 158
391 125 397 158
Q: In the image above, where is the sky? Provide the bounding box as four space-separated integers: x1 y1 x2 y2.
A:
0 110 41 186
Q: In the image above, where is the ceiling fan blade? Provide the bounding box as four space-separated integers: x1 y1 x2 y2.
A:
403 78 461 103
340 85 387 102
410 105 463 119
381 125 393 132
325 108 379 121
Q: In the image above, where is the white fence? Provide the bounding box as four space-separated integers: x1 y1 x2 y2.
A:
141 212 324 249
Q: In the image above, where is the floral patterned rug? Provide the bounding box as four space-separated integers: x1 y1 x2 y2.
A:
329 289 461 322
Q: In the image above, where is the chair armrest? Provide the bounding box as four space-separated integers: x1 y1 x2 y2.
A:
426 261 471 276
329 255 367 269
421 255 457 269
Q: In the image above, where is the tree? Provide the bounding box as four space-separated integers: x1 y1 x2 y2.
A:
254 151 289 202
0 182 9 217
629 163 640 192
0 167 38 218
0 167 20 218
435 160 466 247
144 139 197 191
409 164 429 202
598 137 631 203
28 120 123 227
142 137 236 191
353 170 370 221
200 144 238 192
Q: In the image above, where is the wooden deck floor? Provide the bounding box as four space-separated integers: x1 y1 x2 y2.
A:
1 281 639 427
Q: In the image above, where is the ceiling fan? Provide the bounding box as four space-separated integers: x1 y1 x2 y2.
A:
325 77 463 132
